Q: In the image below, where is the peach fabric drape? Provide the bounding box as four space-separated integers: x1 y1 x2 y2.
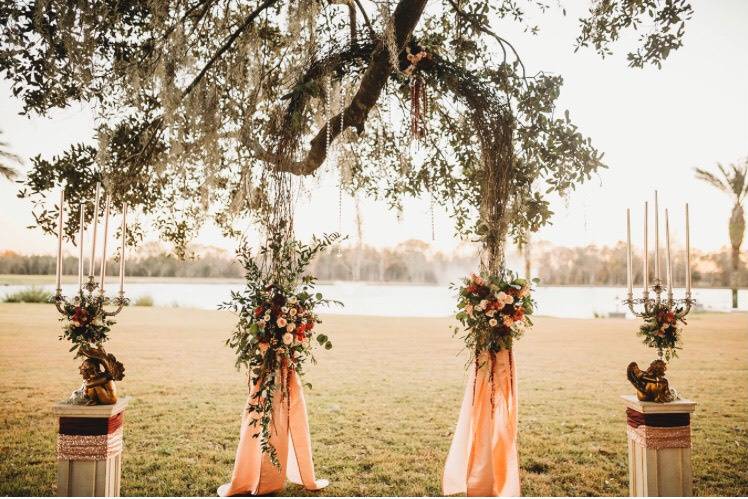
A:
442 349 520 497
218 370 328 496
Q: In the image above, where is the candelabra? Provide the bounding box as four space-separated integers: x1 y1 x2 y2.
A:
53 275 129 318
624 279 694 320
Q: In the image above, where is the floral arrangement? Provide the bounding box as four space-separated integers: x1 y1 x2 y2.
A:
222 231 341 466
58 293 118 354
638 303 686 361
454 271 536 356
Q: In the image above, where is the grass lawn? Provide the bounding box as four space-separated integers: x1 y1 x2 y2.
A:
0 304 746 496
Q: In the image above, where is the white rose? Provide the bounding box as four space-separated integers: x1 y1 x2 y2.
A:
479 299 489 309
496 291 508 303
281 306 289 313
282 333 293 345
489 318 498 327
504 294 514 305
286 323 295 332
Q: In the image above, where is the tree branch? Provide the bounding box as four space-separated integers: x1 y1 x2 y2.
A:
444 0 526 79
352 0 377 40
182 0 280 98
262 0 429 175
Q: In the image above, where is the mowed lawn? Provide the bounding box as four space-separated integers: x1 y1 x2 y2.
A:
0 304 746 496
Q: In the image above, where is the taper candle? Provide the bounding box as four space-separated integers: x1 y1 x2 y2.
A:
626 208 632 295
88 183 101 276
55 189 65 291
643 202 649 293
654 190 660 283
665 208 672 294
78 204 85 291
119 202 127 294
99 197 111 291
686 203 691 294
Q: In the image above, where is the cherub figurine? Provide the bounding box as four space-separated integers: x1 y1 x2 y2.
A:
627 359 677 403
66 347 125 405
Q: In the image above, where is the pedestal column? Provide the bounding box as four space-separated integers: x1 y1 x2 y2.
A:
621 395 696 497
52 397 130 497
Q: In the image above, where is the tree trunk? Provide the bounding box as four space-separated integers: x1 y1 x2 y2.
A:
477 122 514 275
729 204 745 309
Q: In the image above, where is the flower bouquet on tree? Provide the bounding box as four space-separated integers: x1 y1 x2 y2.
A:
218 228 340 496
443 271 536 497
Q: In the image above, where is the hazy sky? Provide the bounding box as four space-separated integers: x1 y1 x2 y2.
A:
1 1 747 257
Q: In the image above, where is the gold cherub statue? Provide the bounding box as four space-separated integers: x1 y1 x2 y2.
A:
627 359 676 403
66 347 125 405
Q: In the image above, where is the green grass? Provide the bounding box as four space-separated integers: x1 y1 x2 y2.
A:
2 286 53 303
0 304 746 496
133 295 154 307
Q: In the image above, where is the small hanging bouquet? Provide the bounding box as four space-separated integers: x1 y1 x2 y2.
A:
638 303 686 361
454 272 536 356
222 231 341 466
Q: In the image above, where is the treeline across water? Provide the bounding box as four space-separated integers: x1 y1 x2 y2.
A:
1 240 745 287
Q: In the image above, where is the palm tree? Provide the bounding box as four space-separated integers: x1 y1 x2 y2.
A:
0 130 22 180
695 160 748 308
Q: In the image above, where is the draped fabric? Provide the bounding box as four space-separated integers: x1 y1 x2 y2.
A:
218 370 329 496
442 349 520 497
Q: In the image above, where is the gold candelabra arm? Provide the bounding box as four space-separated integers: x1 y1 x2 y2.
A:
625 295 648 317
102 292 128 317
674 294 694 319
53 290 68 314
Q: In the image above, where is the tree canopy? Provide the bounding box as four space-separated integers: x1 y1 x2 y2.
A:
0 0 693 262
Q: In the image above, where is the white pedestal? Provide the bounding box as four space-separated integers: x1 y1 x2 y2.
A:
52 397 130 497
621 395 696 497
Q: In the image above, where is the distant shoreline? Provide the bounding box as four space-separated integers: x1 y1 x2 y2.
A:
1 274 745 290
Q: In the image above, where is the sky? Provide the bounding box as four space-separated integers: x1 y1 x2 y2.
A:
1 1 747 257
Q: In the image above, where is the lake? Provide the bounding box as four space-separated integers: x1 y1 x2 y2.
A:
1 280 746 318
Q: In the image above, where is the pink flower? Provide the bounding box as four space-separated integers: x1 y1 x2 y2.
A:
277 317 287 328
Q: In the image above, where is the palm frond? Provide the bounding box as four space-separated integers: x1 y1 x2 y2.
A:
0 164 18 180
694 167 730 193
0 130 23 180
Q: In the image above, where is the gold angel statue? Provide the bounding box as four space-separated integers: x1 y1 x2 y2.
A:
65 347 125 405
627 359 676 403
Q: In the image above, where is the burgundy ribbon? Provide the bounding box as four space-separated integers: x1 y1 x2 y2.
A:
59 412 124 436
626 408 689 428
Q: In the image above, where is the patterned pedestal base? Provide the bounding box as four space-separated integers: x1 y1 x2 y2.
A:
52 398 129 497
621 395 696 497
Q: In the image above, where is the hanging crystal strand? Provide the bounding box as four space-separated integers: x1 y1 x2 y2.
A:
336 75 345 257
324 75 332 161
429 179 436 241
